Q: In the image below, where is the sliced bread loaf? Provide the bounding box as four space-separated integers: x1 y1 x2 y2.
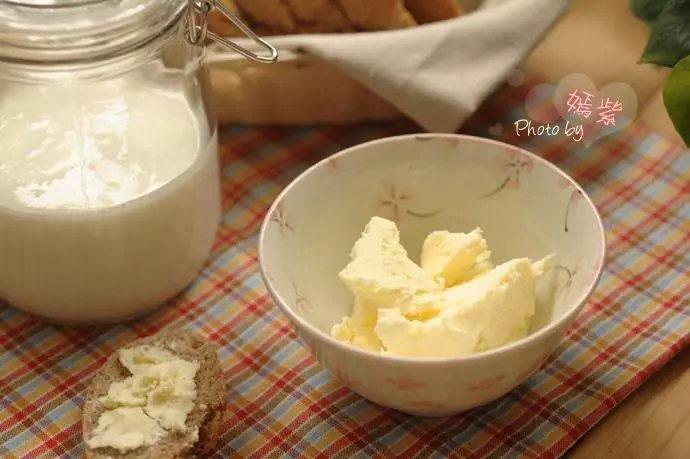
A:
210 0 466 39
235 0 299 34
82 330 226 459
285 0 353 31
403 0 464 24
208 0 246 37
212 0 416 37
337 0 416 30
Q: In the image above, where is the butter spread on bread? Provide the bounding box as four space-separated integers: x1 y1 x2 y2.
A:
83 330 226 459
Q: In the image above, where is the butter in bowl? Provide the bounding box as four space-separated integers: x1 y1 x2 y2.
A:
259 134 606 416
333 216 555 358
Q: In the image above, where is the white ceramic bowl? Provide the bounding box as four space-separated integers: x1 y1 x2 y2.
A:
259 134 606 416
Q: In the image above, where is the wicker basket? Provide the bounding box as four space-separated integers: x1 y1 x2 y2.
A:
206 1 491 126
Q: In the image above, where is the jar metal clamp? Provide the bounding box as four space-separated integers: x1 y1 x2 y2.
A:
184 0 278 63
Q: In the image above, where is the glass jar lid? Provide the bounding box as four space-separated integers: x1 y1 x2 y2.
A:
0 0 186 63
0 0 189 63
0 0 277 64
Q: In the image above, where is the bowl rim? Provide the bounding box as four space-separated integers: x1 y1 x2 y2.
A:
258 133 607 364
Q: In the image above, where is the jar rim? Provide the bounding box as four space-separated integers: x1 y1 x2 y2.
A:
3 0 103 6
0 0 187 63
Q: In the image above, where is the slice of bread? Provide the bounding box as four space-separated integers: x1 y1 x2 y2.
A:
285 0 353 31
208 0 246 37
211 0 417 37
235 0 299 33
337 0 416 30
403 0 464 24
82 330 227 459
212 0 352 37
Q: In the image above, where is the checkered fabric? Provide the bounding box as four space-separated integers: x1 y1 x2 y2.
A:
1 77 688 459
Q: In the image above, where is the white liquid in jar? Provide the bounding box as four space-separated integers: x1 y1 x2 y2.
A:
0 74 221 323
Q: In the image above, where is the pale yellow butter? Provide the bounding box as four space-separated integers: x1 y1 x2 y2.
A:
86 345 199 453
144 359 199 432
375 257 548 357
420 228 492 287
118 344 178 374
332 300 382 352
351 299 377 329
375 305 483 357
331 316 383 352
331 216 556 357
86 407 167 452
339 217 443 313
99 373 158 409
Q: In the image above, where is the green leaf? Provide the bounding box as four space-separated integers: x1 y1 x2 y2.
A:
630 0 668 23
663 55 690 146
639 0 690 68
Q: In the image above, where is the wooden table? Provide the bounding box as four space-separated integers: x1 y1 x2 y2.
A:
570 347 690 458
525 1 688 457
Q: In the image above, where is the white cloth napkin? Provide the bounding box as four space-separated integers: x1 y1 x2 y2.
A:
211 0 570 132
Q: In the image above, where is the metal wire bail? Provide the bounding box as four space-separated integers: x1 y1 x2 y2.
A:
184 0 278 64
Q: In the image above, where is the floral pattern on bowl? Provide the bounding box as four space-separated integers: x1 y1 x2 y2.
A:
377 181 442 221
482 147 535 198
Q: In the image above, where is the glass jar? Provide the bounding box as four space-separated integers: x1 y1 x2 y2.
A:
0 0 276 323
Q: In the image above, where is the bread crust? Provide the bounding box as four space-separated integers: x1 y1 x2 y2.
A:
403 0 464 24
209 0 466 38
208 0 246 37
285 0 352 30
82 330 226 459
336 0 416 30
210 0 419 36
235 0 299 33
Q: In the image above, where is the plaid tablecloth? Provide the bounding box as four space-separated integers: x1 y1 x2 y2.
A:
1 77 688 459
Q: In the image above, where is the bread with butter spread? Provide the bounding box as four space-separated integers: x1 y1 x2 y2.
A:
82 330 226 459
